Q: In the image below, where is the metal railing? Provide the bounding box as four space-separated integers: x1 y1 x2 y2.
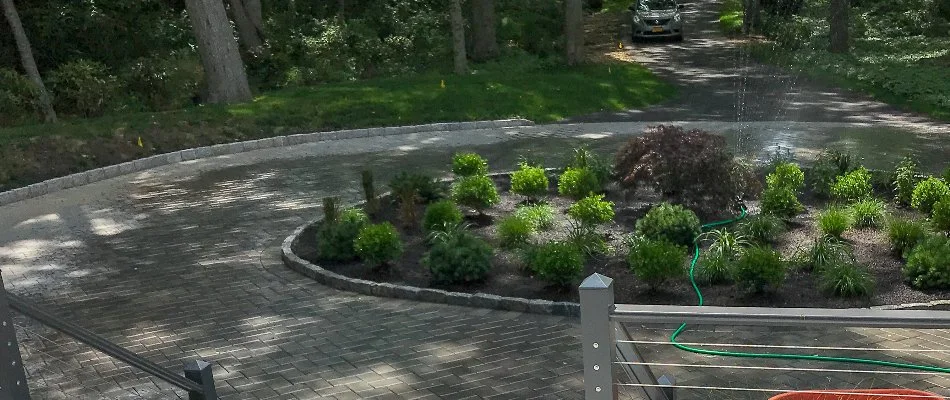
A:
579 273 950 400
0 272 217 399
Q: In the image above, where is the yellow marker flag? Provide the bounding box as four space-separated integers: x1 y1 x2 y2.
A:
618 41 623 49
137 137 143 147
440 79 446 89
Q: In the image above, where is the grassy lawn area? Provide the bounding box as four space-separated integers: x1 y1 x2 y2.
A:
0 62 674 190
718 0 744 34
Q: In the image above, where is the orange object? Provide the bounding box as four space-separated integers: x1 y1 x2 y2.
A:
770 389 942 400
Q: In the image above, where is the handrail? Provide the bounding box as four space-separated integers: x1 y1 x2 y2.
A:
7 293 204 394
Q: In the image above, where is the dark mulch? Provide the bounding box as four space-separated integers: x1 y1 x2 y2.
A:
294 175 950 309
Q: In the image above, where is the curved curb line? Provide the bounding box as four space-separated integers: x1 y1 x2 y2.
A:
0 118 534 207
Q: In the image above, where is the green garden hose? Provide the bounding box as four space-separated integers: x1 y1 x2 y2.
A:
670 206 950 374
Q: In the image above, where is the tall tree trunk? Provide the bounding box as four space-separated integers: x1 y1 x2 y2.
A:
828 0 849 53
338 0 345 20
1 0 56 123
449 0 468 75
226 0 265 53
470 0 498 62
185 0 253 103
742 0 761 34
564 0 584 65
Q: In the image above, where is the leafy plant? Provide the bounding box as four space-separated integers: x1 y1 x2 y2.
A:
634 203 702 247
424 225 493 284
850 198 887 228
497 216 535 247
316 208 370 262
761 187 804 219
732 246 786 294
567 194 615 230
452 152 489 177
831 167 873 202
514 204 555 230
361 170 379 215
510 163 549 200
566 221 609 256
422 200 464 233
766 162 805 190
48 59 120 117
932 196 950 233
451 175 500 214
354 223 403 267
0 68 41 125
808 149 855 198
557 167 601 200
565 146 611 187
525 241 585 286
904 236 950 290
911 177 950 214
702 229 749 260
802 236 854 272
739 214 786 244
695 253 733 285
821 263 875 298
892 157 920 206
626 237 687 290
817 207 853 239
389 172 447 204
887 218 930 257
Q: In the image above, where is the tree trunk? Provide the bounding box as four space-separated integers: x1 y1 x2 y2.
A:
743 0 761 34
226 0 265 53
564 0 584 65
185 0 253 103
338 0 345 20
828 0 849 53
449 0 468 75
1 0 56 123
470 0 498 61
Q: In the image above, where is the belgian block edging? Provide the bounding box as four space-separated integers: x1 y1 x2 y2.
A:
0 118 533 207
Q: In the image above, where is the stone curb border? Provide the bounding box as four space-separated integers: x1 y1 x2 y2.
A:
0 118 534 207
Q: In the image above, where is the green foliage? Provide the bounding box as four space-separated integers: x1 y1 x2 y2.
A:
850 198 887 228
452 152 489 177
497 216 535 247
566 221 609 256
122 51 203 111
732 246 786 294
702 229 749 260
626 237 687 290
557 167 601 200
354 223 403 267
831 167 873 202
526 241 586 286
904 236 950 290
912 177 950 214
817 207 853 238
316 208 370 262
0 69 41 125
514 204 556 230
887 218 930 257
510 163 550 199
807 149 855 199
766 162 805 190
565 146 611 188
424 225 493 284
635 203 702 247
451 175 500 213
496 0 566 58
821 263 875 298
695 253 733 285
802 236 854 272
761 187 804 219
48 59 121 117
943 167 950 184
739 214 787 244
389 172 446 204
567 194 615 229
892 157 920 206
422 200 463 233
932 196 950 232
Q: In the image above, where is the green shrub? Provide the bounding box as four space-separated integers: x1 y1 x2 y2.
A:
802 236 854 272
911 177 950 214
354 223 403 267
567 194 615 229
514 204 555 230
451 175 500 214
766 162 805 190
316 208 370 262
849 198 887 228
821 263 875 297
557 167 601 199
695 253 733 285
739 214 786 244
817 207 853 238
831 167 873 202
48 59 121 117
565 146 611 187
424 226 493 284
892 157 920 206
732 246 786 294
123 51 203 111
761 187 804 219
497 216 534 247
808 149 854 198
934 197 950 233
510 163 549 200
0 68 41 125
422 200 463 233
526 241 585 286
626 237 687 290
904 236 950 290
635 203 702 247
887 218 930 257
702 229 748 260
389 172 447 204
452 152 489 177
943 167 950 184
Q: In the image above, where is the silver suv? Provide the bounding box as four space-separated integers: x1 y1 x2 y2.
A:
630 0 685 41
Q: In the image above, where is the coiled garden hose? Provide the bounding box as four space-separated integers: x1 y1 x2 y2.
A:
670 206 950 374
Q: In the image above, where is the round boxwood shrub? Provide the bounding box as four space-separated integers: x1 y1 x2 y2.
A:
526 241 585 286
732 246 786 294
626 237 686 290
510 163 549 200
831 167 873 202
497 215 534 247
422 200 463 233
452 152 488 177
451 175 500 214
424 227 493 284
558 167 601 200
761 186 804 219
903 236 950 290
316 208 370 262
354 223 403 267
932 196 950 233
766 162 805 191
911 177 950 214
567 194 615 229
634 203 701 247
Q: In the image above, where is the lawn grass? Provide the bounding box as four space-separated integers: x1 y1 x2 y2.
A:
718 0 744 34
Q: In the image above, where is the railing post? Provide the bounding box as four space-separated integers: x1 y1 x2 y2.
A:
0 272 30 400
184 360 217 400
579 273 617 400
